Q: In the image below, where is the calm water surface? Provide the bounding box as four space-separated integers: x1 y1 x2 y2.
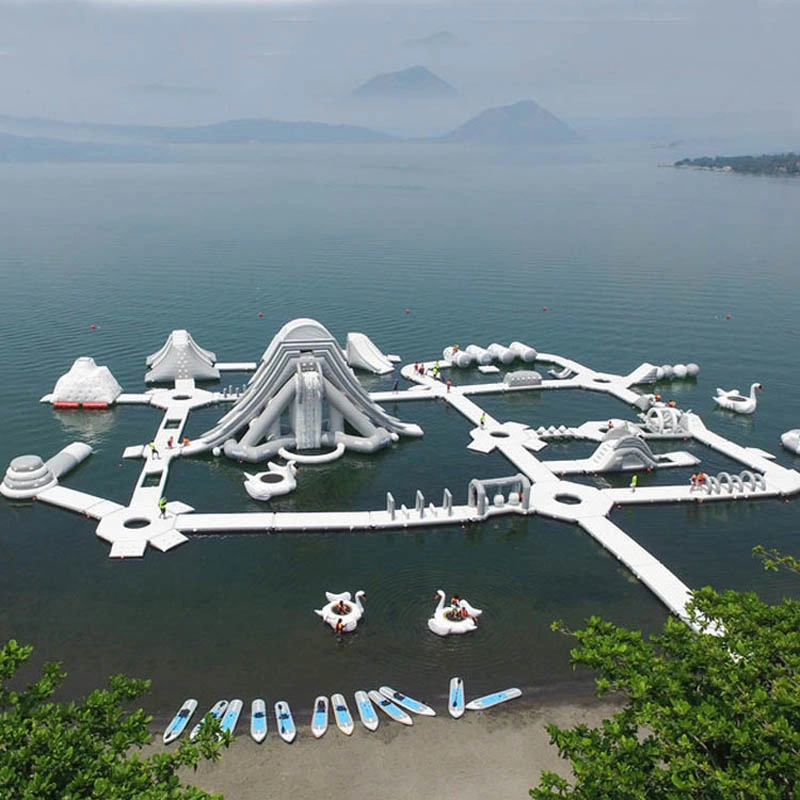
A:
1 143 798 717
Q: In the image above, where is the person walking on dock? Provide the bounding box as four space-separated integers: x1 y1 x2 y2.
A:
480 412 486 428
148 441 160 460
158 496 167 518
630 474 638 492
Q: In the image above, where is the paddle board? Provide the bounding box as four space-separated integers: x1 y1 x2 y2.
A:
189 699 228 740
465 687 522 711
274 700 296 743
163 698 198 745
331 693 355 736
250 698 267 743
378 686 436 716
449 677 465 719
354 690 379 732
220 698 243 736
368 690 413 726
311 695 329 739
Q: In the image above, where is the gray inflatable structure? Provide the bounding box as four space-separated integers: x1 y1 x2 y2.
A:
146 329 220 383
589 429 669 471
193 318 422 463
1 443 93 499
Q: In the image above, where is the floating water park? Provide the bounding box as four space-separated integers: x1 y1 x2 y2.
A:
3 317 800 635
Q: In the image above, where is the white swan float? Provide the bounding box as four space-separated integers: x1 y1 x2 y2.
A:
315 590 366 632
243 460 297 501
713 383 762 414
427 590 482 636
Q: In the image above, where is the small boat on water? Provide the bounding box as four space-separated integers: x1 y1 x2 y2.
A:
331 693 355 736
378 686 436 716
163 698 198 744
274 700 296 744
311 695 329 739
449 677 465 719
368 690 413 726
189 699 228 741
465 687 522 711
354 690 379 732
250 699 267 743
220 699 243 736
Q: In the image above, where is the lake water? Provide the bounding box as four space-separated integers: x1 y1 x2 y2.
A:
1 142 798 718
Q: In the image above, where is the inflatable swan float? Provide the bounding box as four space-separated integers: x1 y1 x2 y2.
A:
427 590 482 636
315 590 366 632
713 383 762 415
243 461 298 501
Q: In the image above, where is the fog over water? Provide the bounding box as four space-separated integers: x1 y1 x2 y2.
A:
0 0 798 139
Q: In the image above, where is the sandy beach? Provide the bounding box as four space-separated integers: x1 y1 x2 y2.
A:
169 694 620 800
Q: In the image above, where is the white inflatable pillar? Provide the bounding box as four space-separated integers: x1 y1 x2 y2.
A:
487 343 514 364
508 342 537 363
465 345 493 366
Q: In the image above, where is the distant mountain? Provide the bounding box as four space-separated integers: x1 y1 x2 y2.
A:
440 99 583 145
351 66 459 100
0 131 167 162
403 31 464 49
0 115 390 145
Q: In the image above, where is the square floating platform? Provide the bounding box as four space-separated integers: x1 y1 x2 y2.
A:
109 536 148 558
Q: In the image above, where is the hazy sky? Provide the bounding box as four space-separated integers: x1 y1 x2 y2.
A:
0 0 797 134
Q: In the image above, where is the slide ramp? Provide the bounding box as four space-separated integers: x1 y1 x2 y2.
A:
346 332 394 374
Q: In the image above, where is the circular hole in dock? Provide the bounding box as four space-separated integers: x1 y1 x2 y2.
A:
123 517 152 529
554 493 582 506
259 473 284 483
489 430 511 438
172 394 191 401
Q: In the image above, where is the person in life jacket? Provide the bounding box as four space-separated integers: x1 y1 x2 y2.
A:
158 496 167 518
335 618 344 634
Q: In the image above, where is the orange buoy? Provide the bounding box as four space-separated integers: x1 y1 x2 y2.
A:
82 401 108 410
53 401 80 409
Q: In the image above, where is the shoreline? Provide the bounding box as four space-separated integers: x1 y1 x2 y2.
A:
156 691 622 800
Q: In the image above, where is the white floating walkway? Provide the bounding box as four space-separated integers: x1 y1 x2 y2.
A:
215 362 257 371
36 486 124 519
604 484 778 506
578 516 696 629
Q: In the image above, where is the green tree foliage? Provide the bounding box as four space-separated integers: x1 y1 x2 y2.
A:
674 153 800 175
531 586 800 799
0 640 227 800
753 545 800 575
